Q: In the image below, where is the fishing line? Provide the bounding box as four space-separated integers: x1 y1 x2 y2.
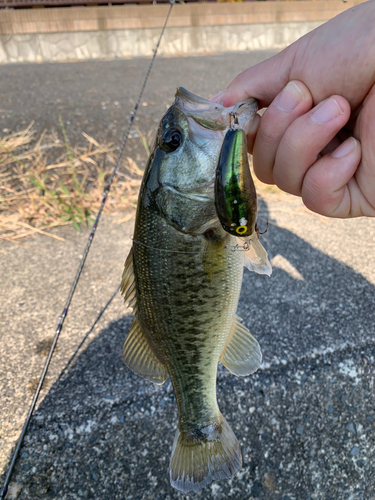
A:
132 237 260 254
55 284 121 385
132 238 229 254
0 2 174 497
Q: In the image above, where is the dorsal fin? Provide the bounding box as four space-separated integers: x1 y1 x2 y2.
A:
219 315 262 376
121 247 168 385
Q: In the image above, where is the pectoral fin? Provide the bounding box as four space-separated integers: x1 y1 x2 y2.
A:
121 247 168 385
122 317 168 385
220 315 262 376
237 236 272 277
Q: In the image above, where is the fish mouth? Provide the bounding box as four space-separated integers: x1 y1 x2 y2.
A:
164 182 214 202
174 87 258 135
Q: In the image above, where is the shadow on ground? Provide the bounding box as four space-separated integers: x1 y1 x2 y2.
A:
3 199 375 500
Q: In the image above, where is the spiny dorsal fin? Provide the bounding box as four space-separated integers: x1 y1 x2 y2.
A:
121 247 168 385
122 317 168 385
220 315 262 376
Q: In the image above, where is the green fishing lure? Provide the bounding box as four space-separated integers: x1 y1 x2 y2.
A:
215 128 257 237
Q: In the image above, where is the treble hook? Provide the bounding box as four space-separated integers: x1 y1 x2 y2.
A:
229 111 239 130
256 221 269 236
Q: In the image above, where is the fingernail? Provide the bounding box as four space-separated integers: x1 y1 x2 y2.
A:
331 137 357 158
210 91 224 103
311 98 344 124
276 81 303 112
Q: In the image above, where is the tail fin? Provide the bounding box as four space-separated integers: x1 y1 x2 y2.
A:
169 414 241 494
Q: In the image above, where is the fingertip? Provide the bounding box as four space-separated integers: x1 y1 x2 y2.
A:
210 85 253 107
209 71 248 106
330 136 358 159
210 92 224 104
219 70 252 106
274 80 312 112
310 95 350 125
210 86 247 107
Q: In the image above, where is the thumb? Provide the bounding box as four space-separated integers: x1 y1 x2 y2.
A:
211 47 296 108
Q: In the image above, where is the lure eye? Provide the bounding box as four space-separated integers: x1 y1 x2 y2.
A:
161 128 182 153
236 225 248 235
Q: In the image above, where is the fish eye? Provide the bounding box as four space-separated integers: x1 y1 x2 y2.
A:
161 128 182 153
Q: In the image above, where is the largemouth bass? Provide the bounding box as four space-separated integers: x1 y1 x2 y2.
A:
121 88 270 494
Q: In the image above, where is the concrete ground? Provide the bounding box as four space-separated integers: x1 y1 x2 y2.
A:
1 52 375 500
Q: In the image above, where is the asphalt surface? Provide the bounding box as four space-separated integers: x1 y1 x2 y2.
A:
1 52 375 500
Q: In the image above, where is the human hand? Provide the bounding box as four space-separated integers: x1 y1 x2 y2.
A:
212 1 375 218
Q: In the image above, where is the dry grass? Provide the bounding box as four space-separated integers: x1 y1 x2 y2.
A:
0 122 145 242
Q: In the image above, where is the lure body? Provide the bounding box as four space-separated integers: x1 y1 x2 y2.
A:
215 128 257 237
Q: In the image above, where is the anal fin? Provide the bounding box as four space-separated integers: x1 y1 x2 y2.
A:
220 315 262 376
123 317 168 385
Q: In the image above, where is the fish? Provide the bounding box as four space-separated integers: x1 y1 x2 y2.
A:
121 87 271 494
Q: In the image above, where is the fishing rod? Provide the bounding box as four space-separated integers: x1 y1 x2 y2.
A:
0 2 174 497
